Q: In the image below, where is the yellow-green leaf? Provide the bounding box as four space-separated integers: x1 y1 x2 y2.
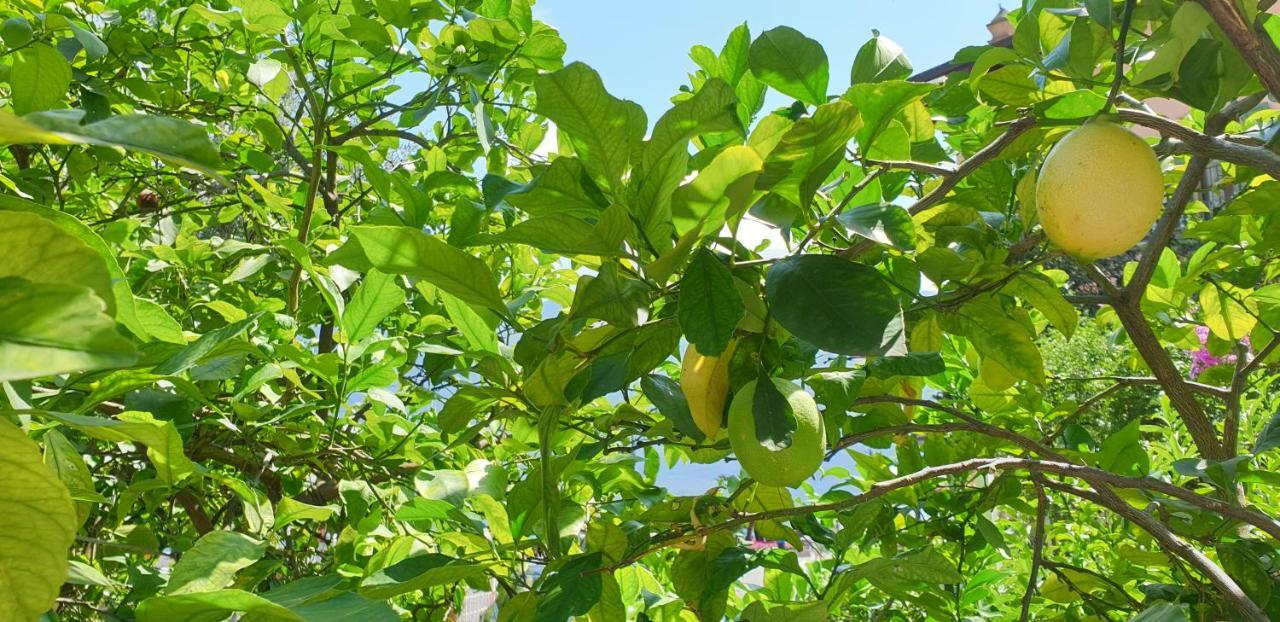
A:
0 420 76 620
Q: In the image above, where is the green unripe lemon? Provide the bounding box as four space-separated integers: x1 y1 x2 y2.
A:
1036 120 1164 260
2 17 32 47
728 378 825 488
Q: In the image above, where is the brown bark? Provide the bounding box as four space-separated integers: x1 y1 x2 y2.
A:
1198 0 1280 102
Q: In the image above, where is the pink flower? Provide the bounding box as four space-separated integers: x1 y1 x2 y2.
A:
1188 325 1251 379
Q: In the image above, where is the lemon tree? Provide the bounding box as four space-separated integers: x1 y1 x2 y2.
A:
4 0 1280 620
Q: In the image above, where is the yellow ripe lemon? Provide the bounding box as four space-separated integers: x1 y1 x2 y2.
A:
1036 120 1164 260
727 378 825 488
679 341 736 439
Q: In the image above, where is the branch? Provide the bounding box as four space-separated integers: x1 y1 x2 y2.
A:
1049 375 1231 399
1224 342 1251 456
842 115 1038 257
1115 109 1280 177
190 444 283 501
832 423 1032 455
1104 0 1138 112
1104 151 1222 459
1042 559 1141 610
1242 330 1280 377
598 457 1280 577
847 396 1067 460
1041 480 1268 621
1130 152 1210 295
1110 298 1224 458
174 489 213 535
1197 0 1280 102
793 168 885 254
1019 481 1049 621
864 160 956 176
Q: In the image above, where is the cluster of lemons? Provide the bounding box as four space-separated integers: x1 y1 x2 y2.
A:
680 343 825 489
675 119 1162 489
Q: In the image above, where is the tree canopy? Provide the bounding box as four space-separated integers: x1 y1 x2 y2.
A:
4 0 1280 620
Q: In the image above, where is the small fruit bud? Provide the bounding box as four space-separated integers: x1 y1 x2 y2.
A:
137 189 160 212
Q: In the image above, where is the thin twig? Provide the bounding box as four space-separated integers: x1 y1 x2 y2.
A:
842 115 1038 257
792 168 885 254
1019 481 1049 621
1104 0 1138 113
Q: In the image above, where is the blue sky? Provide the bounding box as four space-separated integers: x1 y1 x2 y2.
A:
525 1 1002 496
533 0 1005 119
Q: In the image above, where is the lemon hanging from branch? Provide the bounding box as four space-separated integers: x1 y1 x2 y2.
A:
728 378 826 488
1036 120 1164 260
680 341 736 439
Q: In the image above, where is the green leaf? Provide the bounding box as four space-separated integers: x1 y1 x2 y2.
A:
1008 273 1078 338
587 571 625 622
1253 412 1280 455
974 515 1007 553
634 78 741 243
671 145 763 235
508 156 607 218
480 203 633 256
1217 542 1272 607
844 81 936 155
0 194 179 342
42 429 99 523
1200 284 1256 341
536 553 604 622
748 26 829 105
975 65 1040 106
154 314 259 376
2 109 226 182
765 255 906 357
349 225 509 320
343 269 405 343
0 210 115 315
359 553 486 599
569 263 649 328
167 531 266 595
678 249 744 356
1131 603 1189 622
867 353 944 378
1084 0 1112 29
807 369 866 414
10 43 71 115
738 601 828 622
1131 2 1213 85
641 374 704 441
585 522 628 565
394 497 457 522
756 100 861 208
838 202 914 250
534 62 646 190
0 278 137 381
867 547 963 589
70 23 109 59
1035 89 1107 120
0 420 76 621
640 78 740 174
851 31 913 84
40 410 196 484
939 299 1044 384
138 589 398 622
753 372 797 450
1098 420 1150 478
440 289 500 354
275 498 337 528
